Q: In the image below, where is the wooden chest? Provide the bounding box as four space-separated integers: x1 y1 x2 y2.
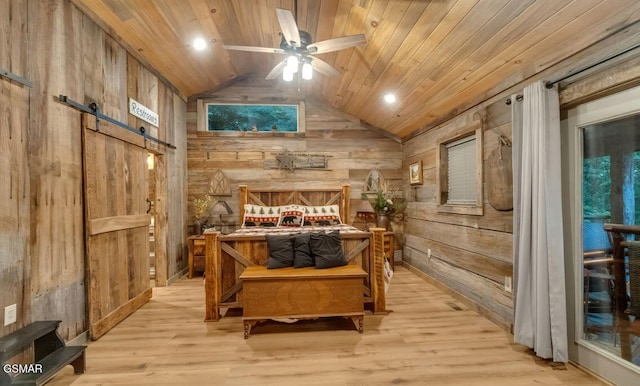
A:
239 265 367 338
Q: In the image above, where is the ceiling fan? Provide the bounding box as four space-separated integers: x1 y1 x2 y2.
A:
223 8 366 81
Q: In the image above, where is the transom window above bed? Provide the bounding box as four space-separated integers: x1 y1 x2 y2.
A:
196 99 306 135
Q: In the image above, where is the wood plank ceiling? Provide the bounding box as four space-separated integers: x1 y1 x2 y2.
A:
72 0 640 139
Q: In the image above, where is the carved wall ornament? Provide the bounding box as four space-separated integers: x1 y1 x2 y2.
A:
208 169 232 196
273 150 331 172
363 169 386 194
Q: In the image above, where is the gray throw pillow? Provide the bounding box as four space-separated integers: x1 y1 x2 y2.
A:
266 234 294 269
292 233 315 268
310 231 347 269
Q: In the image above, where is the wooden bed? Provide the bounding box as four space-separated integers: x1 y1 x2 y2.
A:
204 184 387 321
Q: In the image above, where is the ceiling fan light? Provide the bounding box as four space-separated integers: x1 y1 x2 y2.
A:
302 62 313 80
193 38 207 51
286 55 299 73
283 66 294 82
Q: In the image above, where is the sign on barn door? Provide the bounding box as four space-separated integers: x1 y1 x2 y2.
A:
81 113 151 340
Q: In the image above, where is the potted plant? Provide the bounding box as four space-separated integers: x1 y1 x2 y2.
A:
368 188 405 230
193 195 212 235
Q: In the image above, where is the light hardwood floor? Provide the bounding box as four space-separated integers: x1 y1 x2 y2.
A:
49 267 604 385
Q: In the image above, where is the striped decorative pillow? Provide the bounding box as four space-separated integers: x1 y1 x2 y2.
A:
277 205 305 227
302 205 342 226
242 204 281 227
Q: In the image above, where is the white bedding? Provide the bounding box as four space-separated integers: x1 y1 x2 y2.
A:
229 224 365 236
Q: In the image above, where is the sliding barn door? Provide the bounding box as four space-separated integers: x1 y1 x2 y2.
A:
81 113 151 340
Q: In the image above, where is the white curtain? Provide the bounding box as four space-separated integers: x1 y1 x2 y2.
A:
511 80 568 362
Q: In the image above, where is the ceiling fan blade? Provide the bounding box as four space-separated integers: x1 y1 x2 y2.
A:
223 44 285 54
276 8 301 47
307 34 366 54
265 60 287 80
310 57 341 77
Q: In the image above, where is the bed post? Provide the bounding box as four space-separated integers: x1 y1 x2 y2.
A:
370 227 387 313
341 184 351 224
205 229 222 321
239 185 248 224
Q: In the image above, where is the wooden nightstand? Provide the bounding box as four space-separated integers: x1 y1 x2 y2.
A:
383 231 395 271
188 235 206 278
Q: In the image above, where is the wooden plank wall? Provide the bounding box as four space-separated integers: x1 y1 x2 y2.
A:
0 0 187 342
27 0 86 340
402 100 514 328
160 82 188 283
186 76 402 229
401 27 640 329
168 92 188 282
0 0 29 337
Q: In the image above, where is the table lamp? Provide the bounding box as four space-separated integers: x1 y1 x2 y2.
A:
356 199 375 231
211 200 233 233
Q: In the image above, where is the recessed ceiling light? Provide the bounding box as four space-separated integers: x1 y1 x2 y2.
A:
384 93 396 104
193 38 207 51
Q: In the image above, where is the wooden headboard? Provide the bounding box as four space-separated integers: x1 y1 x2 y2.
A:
238 185 351 225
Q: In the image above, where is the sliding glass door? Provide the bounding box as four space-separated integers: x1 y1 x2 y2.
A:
563 85 640 384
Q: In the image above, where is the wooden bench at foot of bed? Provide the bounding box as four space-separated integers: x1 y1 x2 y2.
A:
239 265 367 338
204 227 388 321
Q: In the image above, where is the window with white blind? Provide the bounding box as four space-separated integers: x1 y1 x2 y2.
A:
436 126 483 215
447 136 476 204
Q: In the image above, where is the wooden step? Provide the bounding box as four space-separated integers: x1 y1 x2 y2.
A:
0 321 61 362
12 346 85 386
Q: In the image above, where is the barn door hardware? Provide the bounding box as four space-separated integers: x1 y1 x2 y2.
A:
0 68 32 88
57 95 176 149
89 102 101 132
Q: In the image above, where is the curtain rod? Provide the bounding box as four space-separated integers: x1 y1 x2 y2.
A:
505 94 523 105
545 42 640 88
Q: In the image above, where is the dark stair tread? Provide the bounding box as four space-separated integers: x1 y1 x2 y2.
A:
11 346 85 385
0 322 61 356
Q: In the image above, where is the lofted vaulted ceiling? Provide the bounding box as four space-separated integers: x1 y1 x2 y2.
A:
72 0 640 139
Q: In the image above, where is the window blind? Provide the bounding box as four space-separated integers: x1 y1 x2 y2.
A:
446 136 476 204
